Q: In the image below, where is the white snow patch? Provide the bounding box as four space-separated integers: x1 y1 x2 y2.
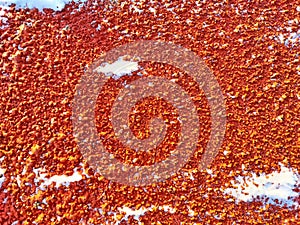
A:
119 206 149 220
94 56 140 79
224 164 300 208
206 168 213 175
130 4 143 14
40 171 82 188
0 0 87 11
148 7 156 14
33 167 86 189
0 0 87 28
0 156 7 188
0 167 6 187
159 205 176 213
273 20 300 46
187 206 196 217
114 204 176 224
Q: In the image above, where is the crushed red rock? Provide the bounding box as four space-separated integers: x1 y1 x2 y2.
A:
0 0 299 224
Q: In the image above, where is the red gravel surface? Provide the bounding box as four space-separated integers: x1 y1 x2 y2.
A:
0 0 299 224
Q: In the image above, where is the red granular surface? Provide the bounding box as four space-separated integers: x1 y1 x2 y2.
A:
0 0 299 224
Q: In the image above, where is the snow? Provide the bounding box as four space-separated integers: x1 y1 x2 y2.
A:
0 0 87 11
0 157 5 188
32 167 87 189
272 18 300 47
39 171 83 188
118 206 149 221
0 0 87 28
187 206 196 217
224 164 299 208
275 33 298 47
94 56 140 79
110 206 150 224
160 205 176 213
0 168 6 187
112 204 177 224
